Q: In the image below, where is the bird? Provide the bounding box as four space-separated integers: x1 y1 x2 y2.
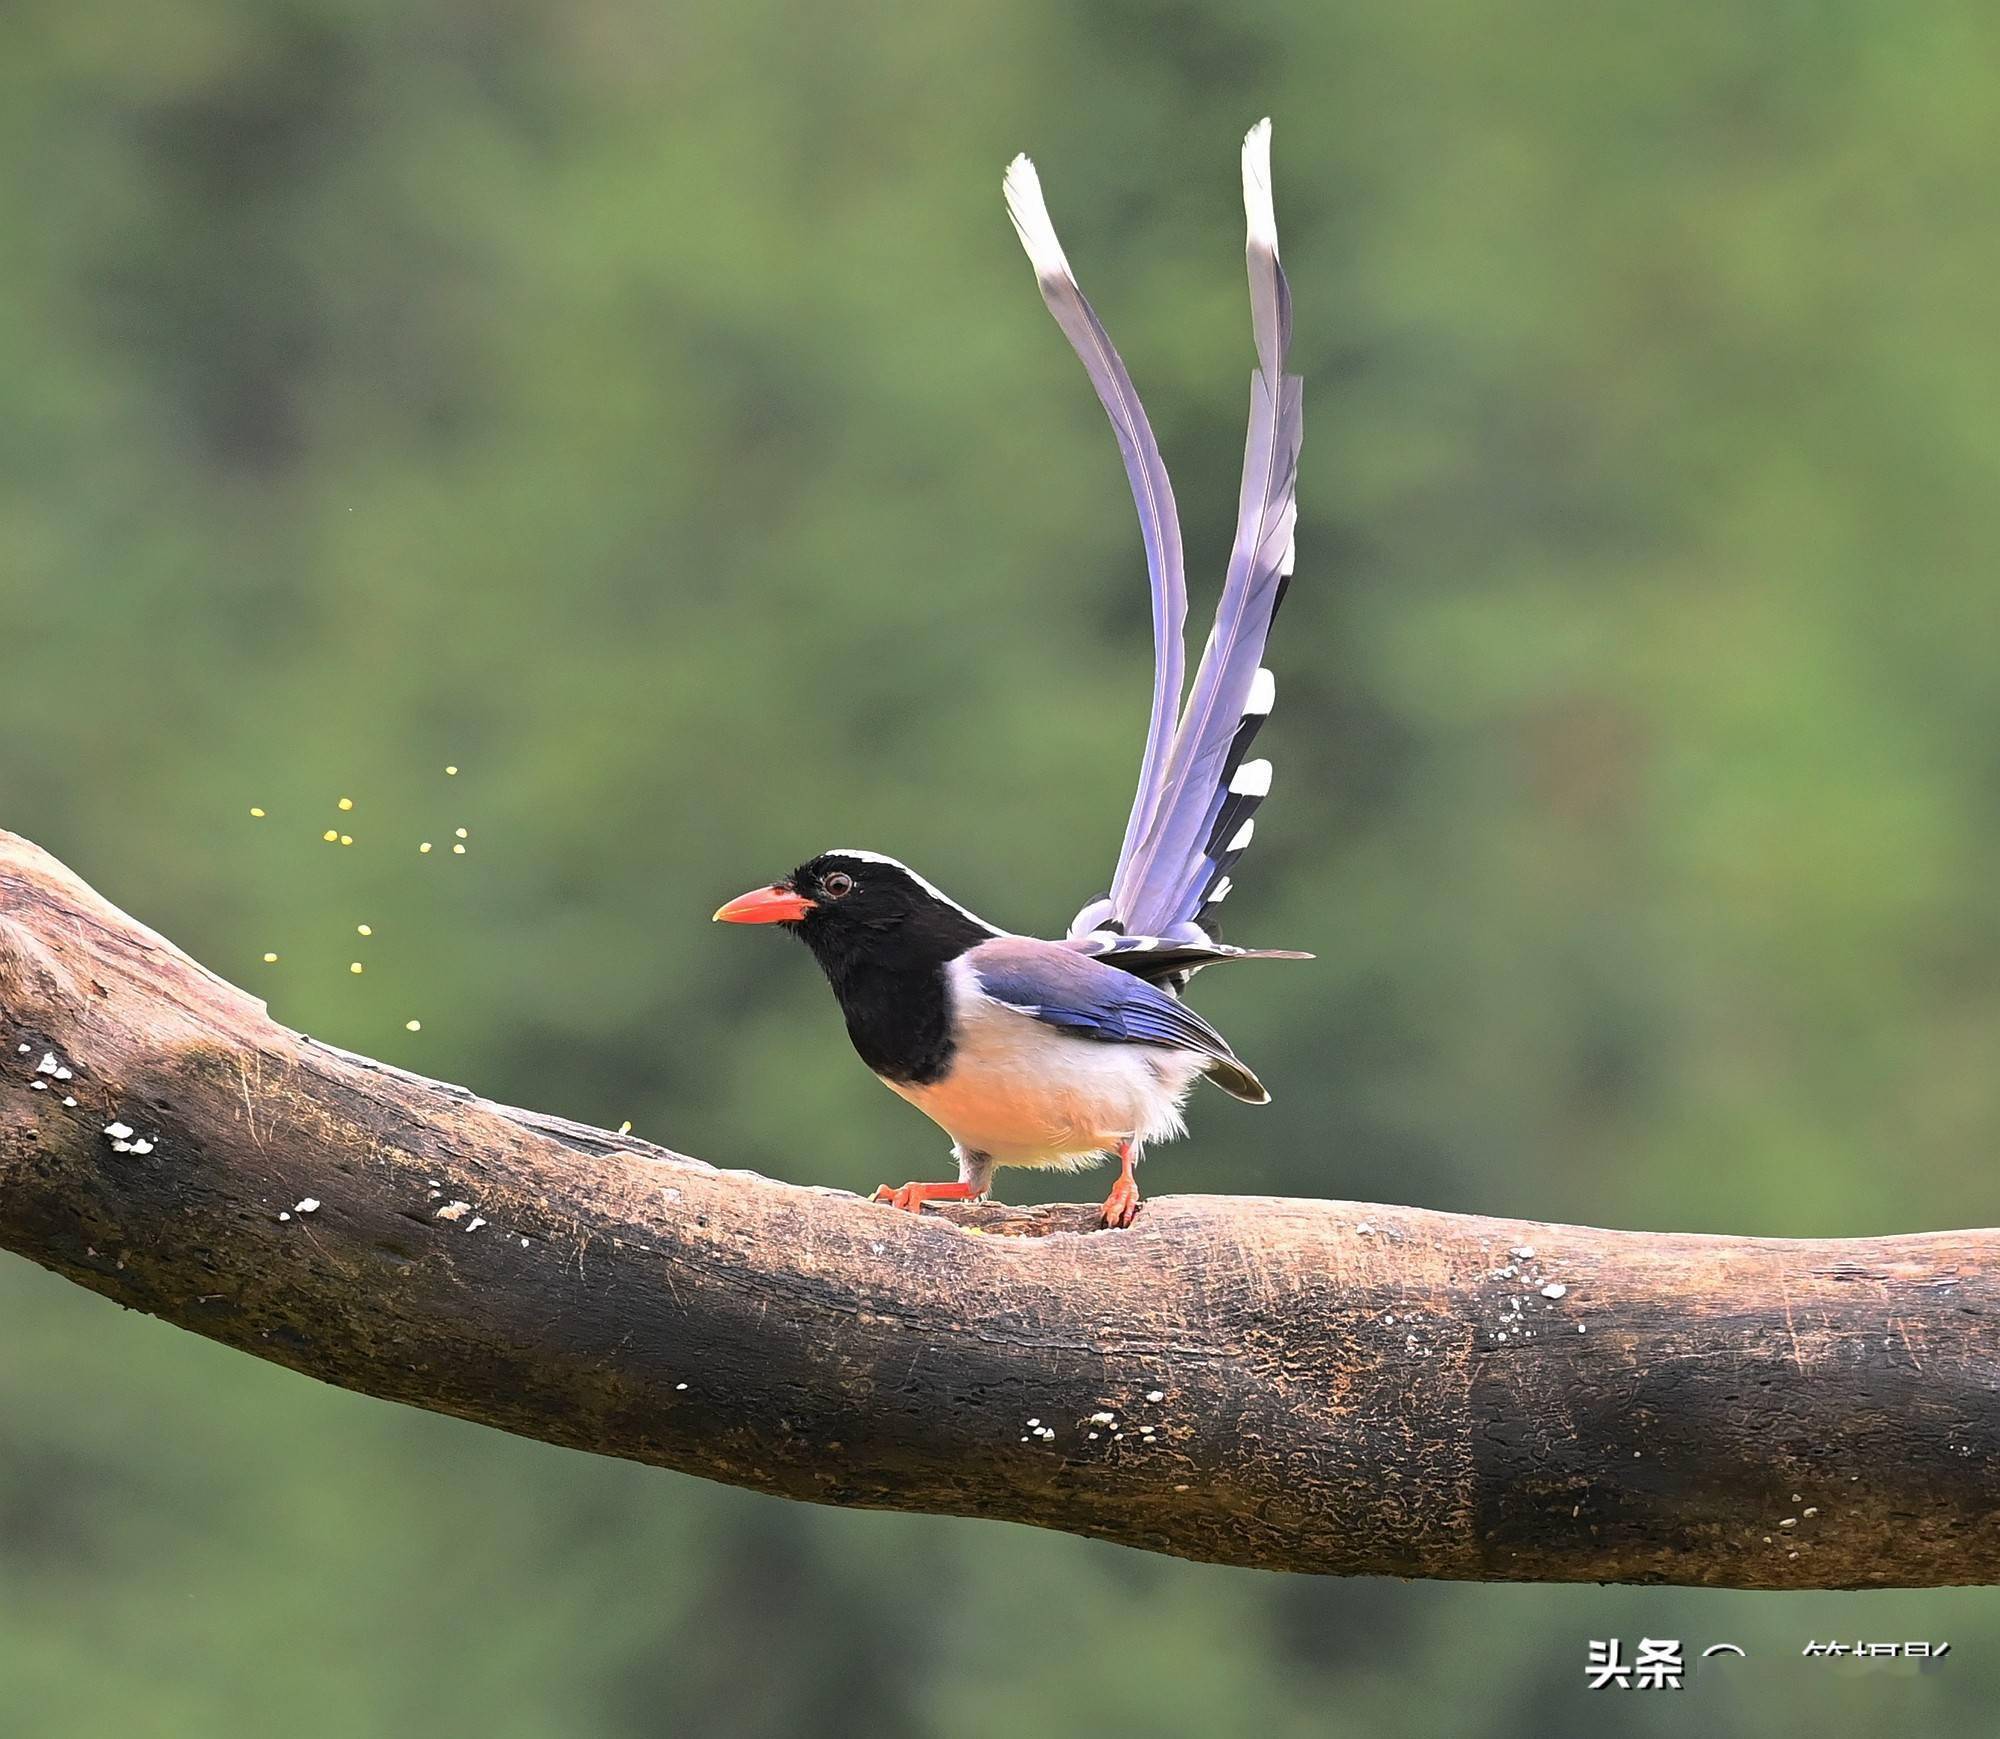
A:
714 120 1306 1228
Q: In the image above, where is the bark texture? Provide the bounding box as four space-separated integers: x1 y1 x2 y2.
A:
1 827 1996 1587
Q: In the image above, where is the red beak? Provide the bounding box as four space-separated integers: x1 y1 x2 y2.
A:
712 883 815 925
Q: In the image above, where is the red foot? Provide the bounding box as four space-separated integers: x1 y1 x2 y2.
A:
872 1179 981 1215
1099 1142 1142 1229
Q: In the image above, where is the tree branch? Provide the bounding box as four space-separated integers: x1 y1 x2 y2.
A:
1 828 1996 1588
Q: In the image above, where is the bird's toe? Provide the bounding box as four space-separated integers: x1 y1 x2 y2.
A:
873 1180 977 1214
1098 1176 1142 1229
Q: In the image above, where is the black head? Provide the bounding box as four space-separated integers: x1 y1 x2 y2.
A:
714 851 998 1085
713 850 996 978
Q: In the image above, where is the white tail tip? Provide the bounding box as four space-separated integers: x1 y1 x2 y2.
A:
1003 153 1073 285
1230 757 1273 798
1242 118 1277 257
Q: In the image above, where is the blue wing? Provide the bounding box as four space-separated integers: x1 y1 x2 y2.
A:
964 938 1268 1103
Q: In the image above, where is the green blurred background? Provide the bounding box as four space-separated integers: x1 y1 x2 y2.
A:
5 0 2000 1732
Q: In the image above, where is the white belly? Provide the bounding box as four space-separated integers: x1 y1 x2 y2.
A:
881 984 1206 1167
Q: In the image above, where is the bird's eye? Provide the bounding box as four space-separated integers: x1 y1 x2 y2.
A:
822 871 855 899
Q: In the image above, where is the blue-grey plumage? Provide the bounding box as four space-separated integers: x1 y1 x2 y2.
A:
1003 154 1187 903
965 937 1265 1103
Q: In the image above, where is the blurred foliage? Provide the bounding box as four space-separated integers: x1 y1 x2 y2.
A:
5 0 2000 1732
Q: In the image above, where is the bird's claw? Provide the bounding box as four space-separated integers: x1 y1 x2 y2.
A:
1098 1173 1142 1229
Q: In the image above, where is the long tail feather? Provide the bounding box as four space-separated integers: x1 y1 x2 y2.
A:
1241 116 1291 387
1111 119 1301 938
1004 155 1188 909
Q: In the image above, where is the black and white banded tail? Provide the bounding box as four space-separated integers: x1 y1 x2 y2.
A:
1006 119 1307 982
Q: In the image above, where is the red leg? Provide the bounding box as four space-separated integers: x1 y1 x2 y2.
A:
1098 1140 1142 1229
872 1178 982 1215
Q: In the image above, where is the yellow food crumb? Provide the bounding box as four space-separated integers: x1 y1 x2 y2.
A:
419 842 432 853
339 834 354 846
454 827 468 838
323 830 339 842
617 1120 632 1136
261 952 279 963
405 1020 422 1032
249 806 266 818
445 765 459 776
337 797 354 811
349 962 364 974
356 924 372 937
452 843 465 854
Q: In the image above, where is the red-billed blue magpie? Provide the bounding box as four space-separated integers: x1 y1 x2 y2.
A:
715 121 1306 1227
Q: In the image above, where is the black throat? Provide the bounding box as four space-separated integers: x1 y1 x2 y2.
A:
795 902 991 1086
